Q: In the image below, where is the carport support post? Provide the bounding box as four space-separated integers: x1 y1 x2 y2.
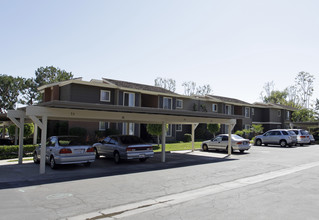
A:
33 123 38 145
191 123 199 152
227 124 232 156
40 116 47 174
161 122 166 162
18 117 24 164
227 124 236 156
14 126 18 145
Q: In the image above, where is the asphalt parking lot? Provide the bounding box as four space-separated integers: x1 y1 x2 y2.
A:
0 150 239 189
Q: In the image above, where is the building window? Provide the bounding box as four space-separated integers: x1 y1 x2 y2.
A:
286 111 290 120
278 110 281 117
100 90 110 102
252 108 255 116
244 124 250 130
163 97 172 110
176 124 182 132
225 105 231 115
212 104 218 112
166 124 172 137
99 122 109 131
122 123 134 135
176 99 183 109
245 107 250 118
124 92 135 107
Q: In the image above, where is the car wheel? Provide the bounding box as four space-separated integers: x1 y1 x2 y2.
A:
255 139 262 146
33 152 40 164
139 158 147 162
84 162 91 167
300 144 303 146
95 148 100 159
226 146 233 154
114 151 120 164
50 156 57 169
239 150 245 154
280 140 287 147
202 144 208 151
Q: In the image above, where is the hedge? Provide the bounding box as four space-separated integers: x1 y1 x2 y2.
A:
0 145 38 160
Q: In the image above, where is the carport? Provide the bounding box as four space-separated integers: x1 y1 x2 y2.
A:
7 101 236 174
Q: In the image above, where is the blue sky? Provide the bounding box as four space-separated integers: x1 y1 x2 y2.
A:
1 0 318 104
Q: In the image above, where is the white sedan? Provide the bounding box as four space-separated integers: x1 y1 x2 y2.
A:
202 134 251 153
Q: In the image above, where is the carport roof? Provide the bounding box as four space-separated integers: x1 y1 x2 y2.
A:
34 100 241 124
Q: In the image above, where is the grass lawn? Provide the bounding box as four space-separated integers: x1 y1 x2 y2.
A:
153 141 202 152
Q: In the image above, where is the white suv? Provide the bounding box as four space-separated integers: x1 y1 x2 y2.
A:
254 129 297 147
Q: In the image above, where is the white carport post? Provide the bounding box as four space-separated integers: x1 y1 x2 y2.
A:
191 123 199 152
161 122 166 162
29 115 47 174
7 110 25 164
33 123 38 145
14 127 18 145
227 123 236 156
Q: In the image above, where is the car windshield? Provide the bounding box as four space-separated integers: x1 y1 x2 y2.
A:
231 134 244 140
300 130 308 135
58 137 85 146
291 130 298 135
119 136 145 145
288 131 296 135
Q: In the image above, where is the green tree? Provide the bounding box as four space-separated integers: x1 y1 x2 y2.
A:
0 74 24 113
33 66 73 101
8 123 34 138
207 124 220 137
251 124 264 135
20 78 38 105
146 124 167 147
263 90 288 105
291 108 316 122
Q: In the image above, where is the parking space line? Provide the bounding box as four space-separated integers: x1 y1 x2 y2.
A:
66 161 319 220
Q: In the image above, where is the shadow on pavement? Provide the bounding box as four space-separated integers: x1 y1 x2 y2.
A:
0 151 238 190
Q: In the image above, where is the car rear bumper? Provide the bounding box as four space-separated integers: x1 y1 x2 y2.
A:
126 152 154 160
232 145 251 151
54 155 95 164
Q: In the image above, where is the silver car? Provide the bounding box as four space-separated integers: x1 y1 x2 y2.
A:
93 135 154 163
33 136 96 169
201 134 251 153
254 129 297 147
288 129 310 146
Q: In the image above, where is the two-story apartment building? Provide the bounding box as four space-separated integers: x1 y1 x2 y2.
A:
38 77 295 142
252 102 296 131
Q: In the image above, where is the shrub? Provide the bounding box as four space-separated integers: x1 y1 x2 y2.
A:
235 130 244 137
184 133 192 142
0 145 37 160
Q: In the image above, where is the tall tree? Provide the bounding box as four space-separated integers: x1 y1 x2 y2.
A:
291 108 316 122
154 77 176 92
263 90 288 105
33 66 73 101
295 71 315 108
0 75 23 113
260 81 275 101
182 81 212 96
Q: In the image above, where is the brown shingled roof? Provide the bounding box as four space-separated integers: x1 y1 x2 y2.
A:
102 78 177 95
206 95 251 105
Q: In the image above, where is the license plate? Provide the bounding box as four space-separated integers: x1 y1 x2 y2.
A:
243 142 247 145
74 149 84 154
139 154 145 158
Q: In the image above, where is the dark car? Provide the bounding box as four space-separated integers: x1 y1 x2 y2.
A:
0 138 14 145
93 135 154 163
